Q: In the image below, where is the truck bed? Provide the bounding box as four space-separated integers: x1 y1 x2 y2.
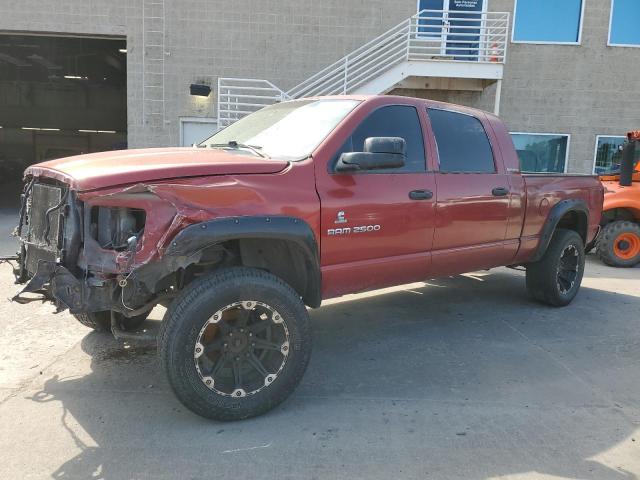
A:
513 174 604 263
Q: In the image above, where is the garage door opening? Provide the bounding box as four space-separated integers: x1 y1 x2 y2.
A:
0 34 127 189
0 34 126 254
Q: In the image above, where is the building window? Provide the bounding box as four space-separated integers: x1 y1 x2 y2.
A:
609 0 640 47
512 0 584 44
510 133 569 173
593 135 640 174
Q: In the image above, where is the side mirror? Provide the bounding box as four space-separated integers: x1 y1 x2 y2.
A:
335 137 406 172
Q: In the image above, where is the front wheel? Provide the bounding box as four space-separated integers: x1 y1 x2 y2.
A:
596 220 640 267
74 311 149 332
159 267 312 421
526 229 585 307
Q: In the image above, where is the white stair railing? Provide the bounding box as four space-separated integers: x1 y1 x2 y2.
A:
217 78 289 127
287 18 412 98
217 9 509 126
408 10 509 63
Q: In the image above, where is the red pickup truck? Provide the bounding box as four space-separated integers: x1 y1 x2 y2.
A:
7 95 603 421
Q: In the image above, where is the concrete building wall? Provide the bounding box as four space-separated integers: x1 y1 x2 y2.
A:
391 0 640 173
0 0 414 149
491 0 640 173
1 0 639 173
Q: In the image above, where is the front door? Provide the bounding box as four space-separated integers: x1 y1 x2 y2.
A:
417 0 485 60
315 100 437 299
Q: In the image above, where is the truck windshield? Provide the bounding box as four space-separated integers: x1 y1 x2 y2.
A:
200 99 360 160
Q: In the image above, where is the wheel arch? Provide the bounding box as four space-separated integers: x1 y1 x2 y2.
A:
601 207 640 225
531 199 589 262
164 216 321 308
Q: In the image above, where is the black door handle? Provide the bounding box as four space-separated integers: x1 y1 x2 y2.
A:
409 189 433 200
492 187 509 197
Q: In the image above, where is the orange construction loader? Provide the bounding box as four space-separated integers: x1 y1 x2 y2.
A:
595 131 640 267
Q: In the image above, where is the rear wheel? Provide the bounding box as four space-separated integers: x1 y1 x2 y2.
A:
596 220 640 267
159 267 312 421
74 311 149 332
526 229 585 307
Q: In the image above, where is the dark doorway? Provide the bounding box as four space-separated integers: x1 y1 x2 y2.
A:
0 34 126 254
0 34 127 183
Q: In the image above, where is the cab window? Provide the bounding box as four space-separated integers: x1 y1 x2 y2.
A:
332 105 426 173
427 108 495 173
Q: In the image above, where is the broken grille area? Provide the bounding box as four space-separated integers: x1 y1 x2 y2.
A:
23 182 66 274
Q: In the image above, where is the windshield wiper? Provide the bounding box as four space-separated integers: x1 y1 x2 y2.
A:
205 141 268 158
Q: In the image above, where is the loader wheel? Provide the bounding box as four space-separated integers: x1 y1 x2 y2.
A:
74 311 149 332
159 267 312 421
526 229 585 307
596 221 640 267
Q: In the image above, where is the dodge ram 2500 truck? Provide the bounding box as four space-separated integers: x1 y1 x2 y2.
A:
5 96 603 421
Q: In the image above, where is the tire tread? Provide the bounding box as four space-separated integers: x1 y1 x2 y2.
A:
596 220 640 268
159 267 311 421
73 312 111 331
526 228 585 307
73 311 148 331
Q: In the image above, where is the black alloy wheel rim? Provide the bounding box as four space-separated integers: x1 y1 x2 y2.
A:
556 244 579 294
194 301 290 397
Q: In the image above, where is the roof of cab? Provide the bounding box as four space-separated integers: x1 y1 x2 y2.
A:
287 94 498 121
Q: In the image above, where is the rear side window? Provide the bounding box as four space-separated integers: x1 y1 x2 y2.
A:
335 105 426 173
427 108 495 173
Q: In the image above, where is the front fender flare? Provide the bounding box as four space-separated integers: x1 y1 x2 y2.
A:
165 216 321 307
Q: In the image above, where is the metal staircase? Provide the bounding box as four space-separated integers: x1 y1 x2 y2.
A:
217 9 510 127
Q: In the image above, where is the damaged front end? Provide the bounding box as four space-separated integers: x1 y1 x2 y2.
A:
8 169 321 320
12 179 84 310
11 178 180 317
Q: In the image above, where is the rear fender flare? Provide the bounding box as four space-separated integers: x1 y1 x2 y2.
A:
531 199 589 262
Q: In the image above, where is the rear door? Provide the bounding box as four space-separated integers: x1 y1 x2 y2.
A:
426 107 514 276
315 101 437 298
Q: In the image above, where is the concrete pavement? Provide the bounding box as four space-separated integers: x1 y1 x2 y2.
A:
0 258 639 480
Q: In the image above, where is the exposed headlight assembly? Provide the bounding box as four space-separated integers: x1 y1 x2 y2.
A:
90 206 146 251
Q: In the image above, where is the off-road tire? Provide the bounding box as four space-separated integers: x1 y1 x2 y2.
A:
526 229 585 307
159 267 312 421
596 220 640 268
74 311 150 332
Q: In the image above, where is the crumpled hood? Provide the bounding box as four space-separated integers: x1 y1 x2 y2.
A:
25 147 289 191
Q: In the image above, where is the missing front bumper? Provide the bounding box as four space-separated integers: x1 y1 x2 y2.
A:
11 258 174 318
11 260 84 312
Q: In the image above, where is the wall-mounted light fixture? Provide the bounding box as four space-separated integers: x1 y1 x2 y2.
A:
190 83 211 97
